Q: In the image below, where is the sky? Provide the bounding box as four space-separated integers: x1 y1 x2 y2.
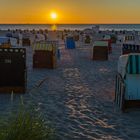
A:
0 0 140 24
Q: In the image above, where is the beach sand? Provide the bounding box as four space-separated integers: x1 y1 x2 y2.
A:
0 38 140 140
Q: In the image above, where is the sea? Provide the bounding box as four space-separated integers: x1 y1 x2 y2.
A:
0 24 140 31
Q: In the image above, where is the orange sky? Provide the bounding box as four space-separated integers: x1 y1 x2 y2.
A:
0 0 140 24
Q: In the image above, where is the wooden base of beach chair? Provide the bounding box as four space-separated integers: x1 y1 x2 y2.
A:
93 46 108 61
0 86 26 94
123 100 140 110
122 50 140 55
33 50 57 69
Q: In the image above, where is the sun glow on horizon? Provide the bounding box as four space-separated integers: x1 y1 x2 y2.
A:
50 12 57 20
1 0 140 24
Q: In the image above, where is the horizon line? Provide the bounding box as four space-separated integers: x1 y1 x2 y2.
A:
0 23 140 25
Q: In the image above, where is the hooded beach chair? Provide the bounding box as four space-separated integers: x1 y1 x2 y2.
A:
0 48 26 93
65 36 76 49
115 53 140 111
93 41 108 61
32 42 57 69
122 44 140 55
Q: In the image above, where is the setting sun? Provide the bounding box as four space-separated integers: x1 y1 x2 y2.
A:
50 12 57 20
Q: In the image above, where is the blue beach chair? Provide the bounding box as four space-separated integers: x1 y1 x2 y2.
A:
115 54 140 111
65 37 75 49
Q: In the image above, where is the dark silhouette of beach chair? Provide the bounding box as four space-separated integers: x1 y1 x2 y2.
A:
0 48 26 93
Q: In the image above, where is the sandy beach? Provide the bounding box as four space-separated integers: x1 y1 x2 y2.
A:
0 34 140 140
1 0 140 138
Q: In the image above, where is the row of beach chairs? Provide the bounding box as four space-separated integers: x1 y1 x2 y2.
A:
1 35 140 112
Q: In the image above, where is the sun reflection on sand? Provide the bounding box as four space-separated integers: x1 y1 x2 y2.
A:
51 24 57 31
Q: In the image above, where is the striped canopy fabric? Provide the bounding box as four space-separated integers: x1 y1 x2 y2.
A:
124 36 135 41
123 44 140 52
32 41 58 51
127 54 140 74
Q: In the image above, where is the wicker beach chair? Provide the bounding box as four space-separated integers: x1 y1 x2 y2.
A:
122 44 140 55
32 41 58 69
115 54 140 111
0 48 26 93
65 37 75 49
93 41 108 61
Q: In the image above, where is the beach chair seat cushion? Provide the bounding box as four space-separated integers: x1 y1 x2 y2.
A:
125 75 140 100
